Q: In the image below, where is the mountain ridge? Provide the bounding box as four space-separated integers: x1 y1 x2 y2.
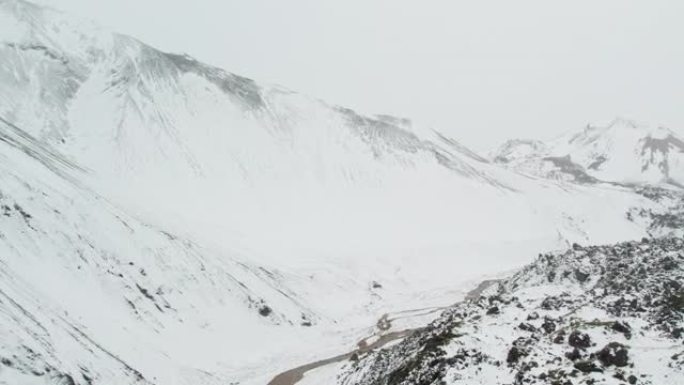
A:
493 118 684 187
337 238 684 385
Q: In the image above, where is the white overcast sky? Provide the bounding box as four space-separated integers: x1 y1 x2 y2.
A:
39 0 684 150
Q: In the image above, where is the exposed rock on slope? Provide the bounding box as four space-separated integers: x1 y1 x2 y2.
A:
627 186 684 238
0 0 502 190
342 238 684 385
494 118 684 187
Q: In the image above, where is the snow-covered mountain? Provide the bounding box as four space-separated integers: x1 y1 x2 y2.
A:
0 114 329 385
0 1 682 385
0 0 531 254
493 118 684 187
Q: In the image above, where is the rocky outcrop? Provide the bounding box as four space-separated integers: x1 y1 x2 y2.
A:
342 238 684 385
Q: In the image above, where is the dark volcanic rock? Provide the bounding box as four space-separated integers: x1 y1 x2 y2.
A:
340 238 684 385
610 321 632 339
518 323 537 333
596 342 629 367
574 360 603 373
541 318 557 334
258 305 272 317
565 348 582 361
507 346 525 365
568 331 591 349
574 269 590 283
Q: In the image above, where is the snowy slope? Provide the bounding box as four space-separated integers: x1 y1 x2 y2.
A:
1 1 683 384
0 117 338 384
0 0 664 261
0 0 525 256
493 118 684 187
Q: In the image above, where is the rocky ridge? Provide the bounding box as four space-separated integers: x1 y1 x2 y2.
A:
341 238 684 385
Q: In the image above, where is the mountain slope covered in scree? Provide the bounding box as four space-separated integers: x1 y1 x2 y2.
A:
338 238 684 385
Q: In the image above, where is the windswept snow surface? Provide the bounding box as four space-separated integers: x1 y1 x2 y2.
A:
0 1 682 384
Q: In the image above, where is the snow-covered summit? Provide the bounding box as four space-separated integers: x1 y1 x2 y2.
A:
494 118 684 187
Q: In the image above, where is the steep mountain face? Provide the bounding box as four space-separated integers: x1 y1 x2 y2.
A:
337 238 684 385
0 1 683 385
0 117 323 385
0 0 498 187
0 0 668 257
493 119 684 187
0 0 532 256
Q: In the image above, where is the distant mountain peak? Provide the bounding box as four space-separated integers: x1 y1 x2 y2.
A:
606 116 642 129
592 117 678 139
496 119 684 187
